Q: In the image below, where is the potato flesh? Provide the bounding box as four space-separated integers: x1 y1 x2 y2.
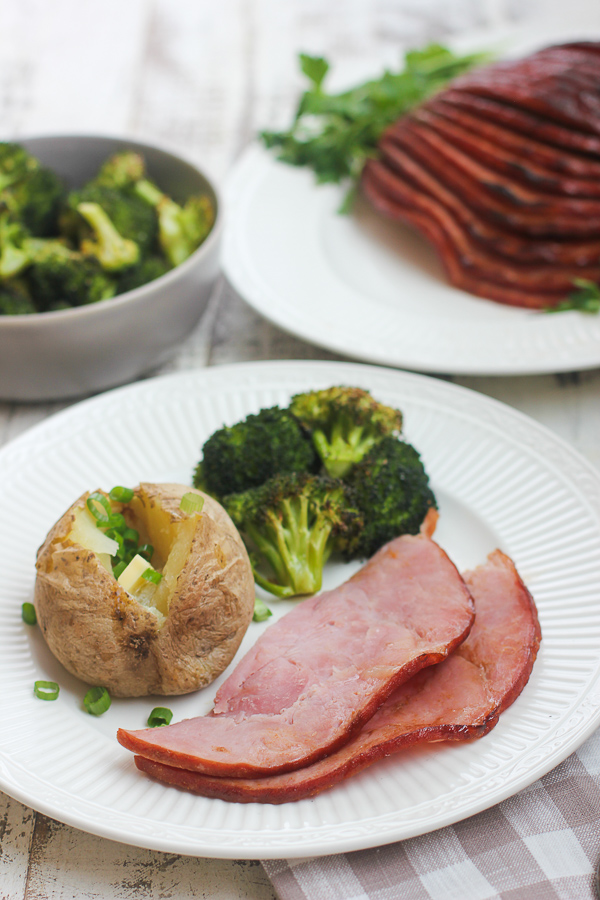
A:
69 506 118 572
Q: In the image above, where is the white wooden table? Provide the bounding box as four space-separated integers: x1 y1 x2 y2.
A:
2 1 600 896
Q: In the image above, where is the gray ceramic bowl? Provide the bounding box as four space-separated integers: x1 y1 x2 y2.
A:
0 134 222 402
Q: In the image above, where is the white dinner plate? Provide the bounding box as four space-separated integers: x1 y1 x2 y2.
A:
1 360 600 859
222 28 600 377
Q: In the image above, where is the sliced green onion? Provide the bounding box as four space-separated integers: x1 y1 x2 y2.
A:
138 543 154 561
83 686 111 716
87 492 112 524
106 512 127 531
147 706 173 727
22 602 37 625
180 492 204 515
253 598 272 622
109 486 134 503
113 560 128 579
142 567 163 585
106 529 124 552
123 527 139 545
34 680 59 701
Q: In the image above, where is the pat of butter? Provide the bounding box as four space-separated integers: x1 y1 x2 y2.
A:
117 554 151 594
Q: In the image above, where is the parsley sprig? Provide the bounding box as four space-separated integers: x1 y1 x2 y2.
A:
260 44 490 210
546 279 600 314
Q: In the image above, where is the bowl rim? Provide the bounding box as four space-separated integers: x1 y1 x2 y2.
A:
0 131 223 327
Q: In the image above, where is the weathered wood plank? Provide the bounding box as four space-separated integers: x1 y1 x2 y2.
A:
0 0 148 139
0 794 35 900
21 814 276 900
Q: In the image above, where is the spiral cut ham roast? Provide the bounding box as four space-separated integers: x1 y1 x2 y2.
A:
118 514 477 778
133 549 540 803
360 41 600 308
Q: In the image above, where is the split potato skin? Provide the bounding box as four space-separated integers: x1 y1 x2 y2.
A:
34 483 255 697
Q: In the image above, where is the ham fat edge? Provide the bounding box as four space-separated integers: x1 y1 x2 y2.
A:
133 550 541 803
117 517 477 778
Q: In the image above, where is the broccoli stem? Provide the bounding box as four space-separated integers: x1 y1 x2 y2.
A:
0 214 30 278
249 496 333 597
133 178 209 267
133 178 163 207
77 202 140 272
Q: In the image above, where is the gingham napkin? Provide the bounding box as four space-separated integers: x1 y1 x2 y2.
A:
261 727 600 900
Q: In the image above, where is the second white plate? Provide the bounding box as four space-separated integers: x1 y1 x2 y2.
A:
223 144 600 376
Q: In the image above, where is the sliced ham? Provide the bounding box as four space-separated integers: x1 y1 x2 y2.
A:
428 96 600 178
362 159 576 307
117 515 475 778
439 90 600 156
384 119 600 235
412 106 600 198
451 45 600 134
134 550 541 803
377 132 600 268
358 41 600 308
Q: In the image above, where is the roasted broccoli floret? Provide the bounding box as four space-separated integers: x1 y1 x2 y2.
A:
194 406 317 498
61 184 158 256
116 254 172 294
0 142 39 192
26 241 116 310
290 386 403 479
77 201 140 271
0 278 37 315
77 150 214 266
224 472 362 597
0 213 31 279
95 151 146 189
0 164 65 236
134 178 215 266
347 435 436 559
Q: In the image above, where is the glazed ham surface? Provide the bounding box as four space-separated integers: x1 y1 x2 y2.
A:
135 550 541 803
360 41 600 308
118 516 475 778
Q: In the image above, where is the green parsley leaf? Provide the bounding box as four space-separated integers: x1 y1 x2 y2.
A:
299 53 329 89
260 43 490 210
546 279 600 314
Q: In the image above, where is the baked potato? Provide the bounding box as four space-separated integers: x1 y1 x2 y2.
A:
34 483 255 697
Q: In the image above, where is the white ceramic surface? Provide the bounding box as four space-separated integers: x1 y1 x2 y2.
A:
1 360 600 859
0 134 221 402
222 141 600 377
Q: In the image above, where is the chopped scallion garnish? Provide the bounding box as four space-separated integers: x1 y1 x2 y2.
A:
22 602 37 625
180 492 204 515
86 492 112 523
147 706 173 727
34 680 59 701
123 527 139 545
138 543 154 561
106 512 127 531
142 567 163 585
112 560 128 579
253 598 272 622
83 686 111 716
109 486 135 503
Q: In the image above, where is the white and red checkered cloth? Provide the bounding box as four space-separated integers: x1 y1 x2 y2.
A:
262 728 600 900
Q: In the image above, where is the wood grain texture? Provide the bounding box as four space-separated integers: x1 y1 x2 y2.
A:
22 817 275 900
1 1 599 898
